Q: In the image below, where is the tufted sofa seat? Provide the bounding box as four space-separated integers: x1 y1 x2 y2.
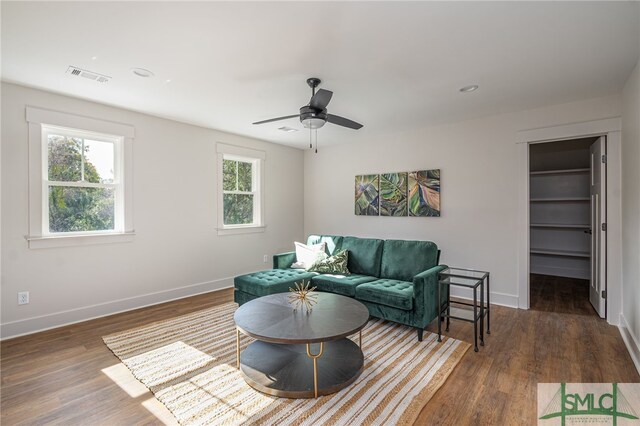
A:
233 234 447 341
312 274 377 297
233 269 316 297
355 279 414 310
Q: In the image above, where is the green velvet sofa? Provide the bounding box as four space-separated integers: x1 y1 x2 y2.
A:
233 234 447 341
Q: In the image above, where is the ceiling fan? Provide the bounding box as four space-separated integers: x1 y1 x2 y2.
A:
252 78 364 131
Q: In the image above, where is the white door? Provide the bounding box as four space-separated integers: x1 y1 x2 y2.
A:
590 137 606 318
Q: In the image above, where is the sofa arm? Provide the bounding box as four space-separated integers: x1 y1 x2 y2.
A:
273 251 296 269
412 264 448 326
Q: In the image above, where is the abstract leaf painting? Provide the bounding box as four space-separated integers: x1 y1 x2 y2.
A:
355 174 379 216
380 172 408 216
408 169 440 217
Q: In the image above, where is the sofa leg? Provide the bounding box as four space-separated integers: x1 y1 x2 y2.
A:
416 328 423 342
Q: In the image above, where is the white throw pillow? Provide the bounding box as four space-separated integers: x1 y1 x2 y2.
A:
292 241 327 269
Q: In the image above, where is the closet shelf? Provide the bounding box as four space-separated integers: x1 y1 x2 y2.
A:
530 168 590 175
530 223 590 229
530 197 590 202
530 248 590 258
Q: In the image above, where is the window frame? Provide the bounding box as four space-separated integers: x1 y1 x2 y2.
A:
26 107 135 249
41 125 124 236
216 143 265 236
222 155 257 225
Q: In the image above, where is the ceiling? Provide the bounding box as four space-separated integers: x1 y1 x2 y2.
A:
2 2 639 149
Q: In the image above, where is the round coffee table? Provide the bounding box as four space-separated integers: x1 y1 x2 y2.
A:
234 292 369 398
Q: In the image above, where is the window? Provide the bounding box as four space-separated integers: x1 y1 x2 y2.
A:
216 143 265 235
223 157 255 225
26 107 134 248
43 126 122 234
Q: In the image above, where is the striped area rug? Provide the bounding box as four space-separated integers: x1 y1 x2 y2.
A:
103 302 469 425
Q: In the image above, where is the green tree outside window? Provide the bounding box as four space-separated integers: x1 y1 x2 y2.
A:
47 135 115 232
222 159 253 225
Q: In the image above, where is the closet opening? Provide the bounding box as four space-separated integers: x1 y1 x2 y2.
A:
528 136 607 317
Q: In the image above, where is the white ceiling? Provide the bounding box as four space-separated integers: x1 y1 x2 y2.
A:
2 2 639 149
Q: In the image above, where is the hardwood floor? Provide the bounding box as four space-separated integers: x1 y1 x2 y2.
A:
2 281 638 425
529 273 596 315
420 273 638 424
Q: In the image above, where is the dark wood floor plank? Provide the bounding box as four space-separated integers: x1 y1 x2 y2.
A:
1 279 638 425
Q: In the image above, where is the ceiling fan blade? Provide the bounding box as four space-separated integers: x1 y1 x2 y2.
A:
327 114 363 130
309 89 333 110
252 114 300 125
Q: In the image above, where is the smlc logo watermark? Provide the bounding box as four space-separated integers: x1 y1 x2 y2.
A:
538 383 640 425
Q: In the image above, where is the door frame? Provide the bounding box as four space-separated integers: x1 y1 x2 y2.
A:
516 117 622 325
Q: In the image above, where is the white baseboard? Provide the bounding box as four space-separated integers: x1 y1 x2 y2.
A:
0 276 235 340
619 313 640 376
449 288 519 309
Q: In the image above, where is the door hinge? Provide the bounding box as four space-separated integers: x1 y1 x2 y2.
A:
601 223 607 231
602 154 607 164
601 290 607 299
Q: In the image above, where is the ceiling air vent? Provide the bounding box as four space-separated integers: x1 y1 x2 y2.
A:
66 66 111 83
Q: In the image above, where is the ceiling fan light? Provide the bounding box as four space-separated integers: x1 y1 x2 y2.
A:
301 117 326 129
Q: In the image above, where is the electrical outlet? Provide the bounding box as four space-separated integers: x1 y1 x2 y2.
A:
18 291 29 305
263 254 268 263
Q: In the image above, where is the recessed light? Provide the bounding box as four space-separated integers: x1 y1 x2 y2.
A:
91 56 98 61
164 79 172 84
278 126 298 133
131 68 154 78
459 85 479 93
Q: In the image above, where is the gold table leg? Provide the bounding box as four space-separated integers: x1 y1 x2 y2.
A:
359 330 362 348
306 342 325 398
236 328 240 369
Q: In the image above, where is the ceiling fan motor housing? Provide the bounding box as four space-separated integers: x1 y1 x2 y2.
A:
299 105 327 129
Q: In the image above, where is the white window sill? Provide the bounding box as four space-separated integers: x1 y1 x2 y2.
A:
216 225 266 236
26 232 135 249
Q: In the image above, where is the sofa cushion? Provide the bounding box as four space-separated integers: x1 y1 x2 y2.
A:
311 273 377 297
307 235 343 256
342 236 384 276
234 269 316 297
380 239 439 282
355 279 414 310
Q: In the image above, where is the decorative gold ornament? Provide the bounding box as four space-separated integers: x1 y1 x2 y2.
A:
288 280 318 314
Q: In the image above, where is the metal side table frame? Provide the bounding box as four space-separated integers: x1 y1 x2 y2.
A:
437 267 490 352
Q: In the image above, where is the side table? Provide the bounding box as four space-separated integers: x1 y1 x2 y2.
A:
437 267 490 352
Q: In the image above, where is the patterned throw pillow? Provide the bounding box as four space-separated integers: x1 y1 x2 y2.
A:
308 250 350 274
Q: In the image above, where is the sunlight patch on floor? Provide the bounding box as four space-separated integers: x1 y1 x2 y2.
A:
125 341 218 388
142 398 179 426
101 363 149 398
105 340 270 423
154 362 274 423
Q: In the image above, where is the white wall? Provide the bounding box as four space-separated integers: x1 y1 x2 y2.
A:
304 94 622 308
621 58 640 370
1 83 305 338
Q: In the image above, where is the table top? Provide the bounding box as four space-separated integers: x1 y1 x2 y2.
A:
438 275 483 288
440 267 489 280
234 292 369 344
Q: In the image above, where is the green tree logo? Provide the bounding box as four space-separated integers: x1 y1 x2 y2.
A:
539 383 639 425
